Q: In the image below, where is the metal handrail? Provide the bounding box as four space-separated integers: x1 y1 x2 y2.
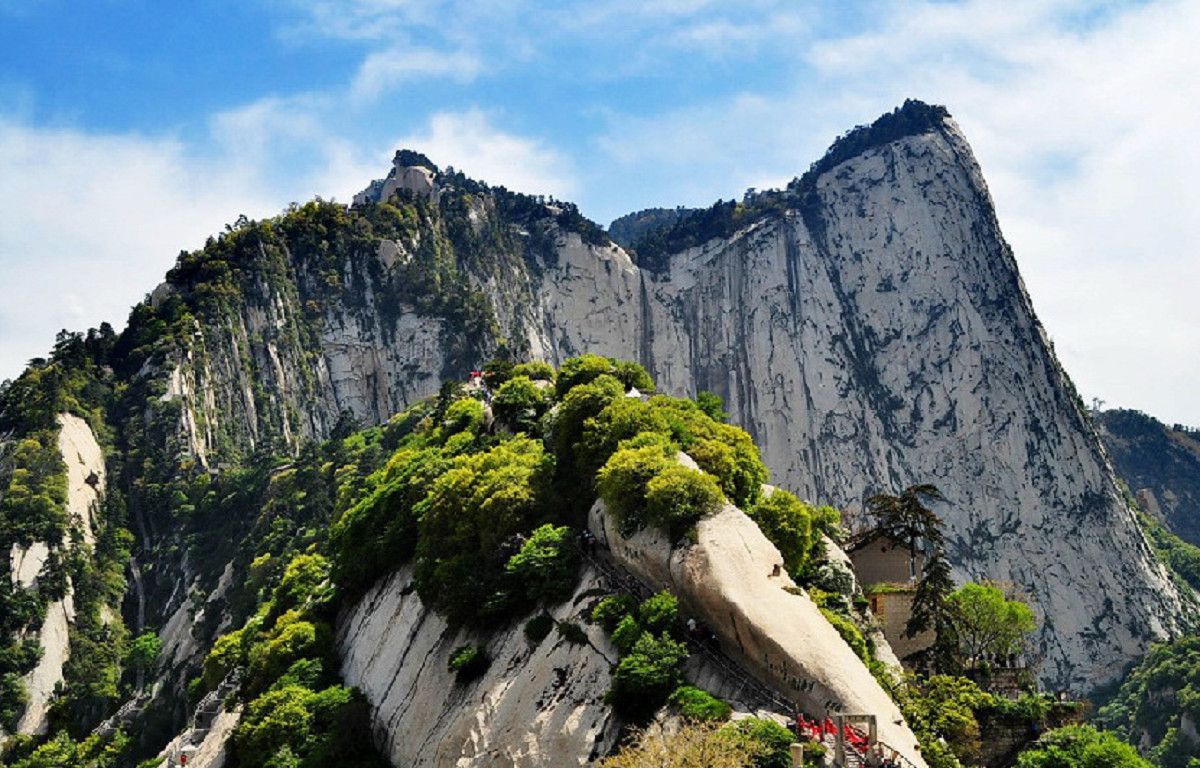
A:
580 549 921 768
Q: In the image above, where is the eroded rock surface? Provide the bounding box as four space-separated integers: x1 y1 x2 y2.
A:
157 109 1180 689
590 496 926 767
338 565 620 768
15 413 106 735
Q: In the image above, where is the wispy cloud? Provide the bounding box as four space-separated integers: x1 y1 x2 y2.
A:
350 48 481 101
392 109 577 199
0 119 273 376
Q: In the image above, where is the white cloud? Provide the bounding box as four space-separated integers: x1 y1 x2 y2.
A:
393 110 577 199
350 48 481 101
0 120 273 379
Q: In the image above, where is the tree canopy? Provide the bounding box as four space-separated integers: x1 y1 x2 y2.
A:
946 582 1036 668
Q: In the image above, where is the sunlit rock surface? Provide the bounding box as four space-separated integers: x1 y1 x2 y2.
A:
160 110 1181 689
338 565 620 768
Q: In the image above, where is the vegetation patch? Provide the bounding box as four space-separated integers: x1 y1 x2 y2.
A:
447 645 489 682
669 685 731 722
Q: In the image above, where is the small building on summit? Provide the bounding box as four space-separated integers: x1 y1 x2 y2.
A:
846 530 923 586
846 531 934 668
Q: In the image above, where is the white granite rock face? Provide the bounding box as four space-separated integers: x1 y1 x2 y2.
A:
513 120 1183 690
163 117 1181 690
12 414 107 736
337 565 620 768
589 495 926 767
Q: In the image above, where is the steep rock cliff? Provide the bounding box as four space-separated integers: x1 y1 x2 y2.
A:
337 564 621 768
138 101 1183 690
11 414 106 736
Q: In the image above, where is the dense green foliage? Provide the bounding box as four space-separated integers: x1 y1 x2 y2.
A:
746 490 838 578
0 343 823 760
593 590 689 723
945 582 1036 668
1015 725 1153 768
732 718 812 768
331 356 769 630
670 685 731 721
2 730 130 768
597 720 763 768
0 330 134 736
610 630 690 723
202 552 388 768
505 524 580 606
896 674 988 768
1098 635 1200 768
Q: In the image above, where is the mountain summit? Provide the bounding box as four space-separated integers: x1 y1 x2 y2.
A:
0 100 1185 765
135 100 1188 688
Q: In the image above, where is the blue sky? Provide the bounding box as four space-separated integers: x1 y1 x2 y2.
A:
2 0 1198 426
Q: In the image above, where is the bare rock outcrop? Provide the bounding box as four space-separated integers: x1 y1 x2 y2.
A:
338 565 620 768
589 497 927 768
14 413 106 736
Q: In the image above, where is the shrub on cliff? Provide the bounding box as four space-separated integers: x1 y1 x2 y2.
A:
1015 725 1151 768
598 721 763 768
670 685 731 721
492 375 549 433
609 632 690 723
644 465 724 538
597 444 675 533
505 524 580 606
747 490 816 575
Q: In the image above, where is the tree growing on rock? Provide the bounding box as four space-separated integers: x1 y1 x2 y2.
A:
867 483 946 581
946 582 1036 670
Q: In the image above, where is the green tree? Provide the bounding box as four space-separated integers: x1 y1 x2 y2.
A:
896 674 987 766
126 632 161 690
906 548 959 675
637 591 680 635
747 490 815 576
1015 725 1151 768
505 524 580 605
946 582 1036 668
413 437 550 623
492 375 547 433
866 483 946 579
596 445 675 533
610 632 690 722
556 354 619 397
695 392 728 423
687 428 766 508
644 464 724 539
511 361 555 382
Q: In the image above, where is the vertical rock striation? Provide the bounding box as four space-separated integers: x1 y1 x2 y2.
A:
337 565 620 768
152 102 1182 690
14 413 106 735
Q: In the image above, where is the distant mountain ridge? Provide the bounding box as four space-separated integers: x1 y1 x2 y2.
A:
1098 408 1200 544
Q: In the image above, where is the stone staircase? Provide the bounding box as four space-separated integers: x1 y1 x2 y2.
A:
91 691 150 739
582 548 918 768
